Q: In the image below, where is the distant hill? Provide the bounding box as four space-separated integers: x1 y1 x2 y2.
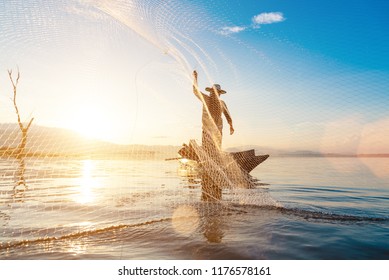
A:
227 144 329 157
226 145 389 158
0 123 180 159
226 145 323 157
226 145 289 156
1 124 387 159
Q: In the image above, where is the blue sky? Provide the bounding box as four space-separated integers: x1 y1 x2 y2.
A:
215 0 389 69
0 0 388 153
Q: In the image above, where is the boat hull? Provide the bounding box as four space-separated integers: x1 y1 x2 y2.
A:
178 141 269 174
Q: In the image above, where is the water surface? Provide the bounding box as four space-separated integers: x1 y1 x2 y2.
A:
0 157 388 259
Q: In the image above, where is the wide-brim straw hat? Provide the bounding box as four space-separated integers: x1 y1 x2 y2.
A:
205 84 226 94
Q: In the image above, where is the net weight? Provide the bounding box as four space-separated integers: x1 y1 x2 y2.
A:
211 266 271 276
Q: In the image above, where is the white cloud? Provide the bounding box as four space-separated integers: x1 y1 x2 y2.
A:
219 26 246 35
219 12 285 36
252 12 285 27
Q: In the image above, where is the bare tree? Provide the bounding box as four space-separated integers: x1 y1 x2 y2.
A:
8 69 34 158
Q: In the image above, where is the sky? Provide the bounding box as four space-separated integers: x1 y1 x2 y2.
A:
0 0 388 154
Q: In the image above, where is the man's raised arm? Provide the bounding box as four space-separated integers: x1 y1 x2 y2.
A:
192 70 202 100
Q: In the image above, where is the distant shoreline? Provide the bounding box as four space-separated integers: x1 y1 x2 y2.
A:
0 147 156 160
273 153 389 158
2 124 388 160
1 147 388 160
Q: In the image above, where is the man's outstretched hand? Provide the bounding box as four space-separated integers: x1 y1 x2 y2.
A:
230 126 235 135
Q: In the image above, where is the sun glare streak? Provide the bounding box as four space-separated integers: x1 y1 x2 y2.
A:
74 160 101 204
65 239 88 256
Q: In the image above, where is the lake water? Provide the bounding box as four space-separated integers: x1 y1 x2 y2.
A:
0 157 388 259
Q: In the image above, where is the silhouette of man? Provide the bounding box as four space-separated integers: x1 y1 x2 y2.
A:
192 70 234 153
192 70 234 201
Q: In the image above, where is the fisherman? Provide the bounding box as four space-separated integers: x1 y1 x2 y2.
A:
192 70 234 200
192 70 234 153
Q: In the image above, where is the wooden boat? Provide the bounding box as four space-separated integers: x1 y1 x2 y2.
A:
230 149 269 173
175 140 269 199
178 140 269 174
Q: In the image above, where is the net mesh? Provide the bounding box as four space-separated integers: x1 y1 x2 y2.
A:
1 0 387 258
0 1 281 255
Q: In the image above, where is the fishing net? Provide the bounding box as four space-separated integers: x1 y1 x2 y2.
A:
0 0 283 257
0 0 387 258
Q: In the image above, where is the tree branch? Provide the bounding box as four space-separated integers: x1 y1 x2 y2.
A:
8 69 23 131
26 117 34 131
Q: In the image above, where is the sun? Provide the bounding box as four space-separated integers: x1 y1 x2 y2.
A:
68 106 115 141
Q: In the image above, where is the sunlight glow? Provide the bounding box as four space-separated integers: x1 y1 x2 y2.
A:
69 106 114 141
74 160 101 204
65 240 88 256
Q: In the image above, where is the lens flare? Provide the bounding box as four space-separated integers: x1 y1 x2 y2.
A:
171 205 199 236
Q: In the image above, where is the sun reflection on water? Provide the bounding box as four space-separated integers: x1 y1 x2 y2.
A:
74 160 101 204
